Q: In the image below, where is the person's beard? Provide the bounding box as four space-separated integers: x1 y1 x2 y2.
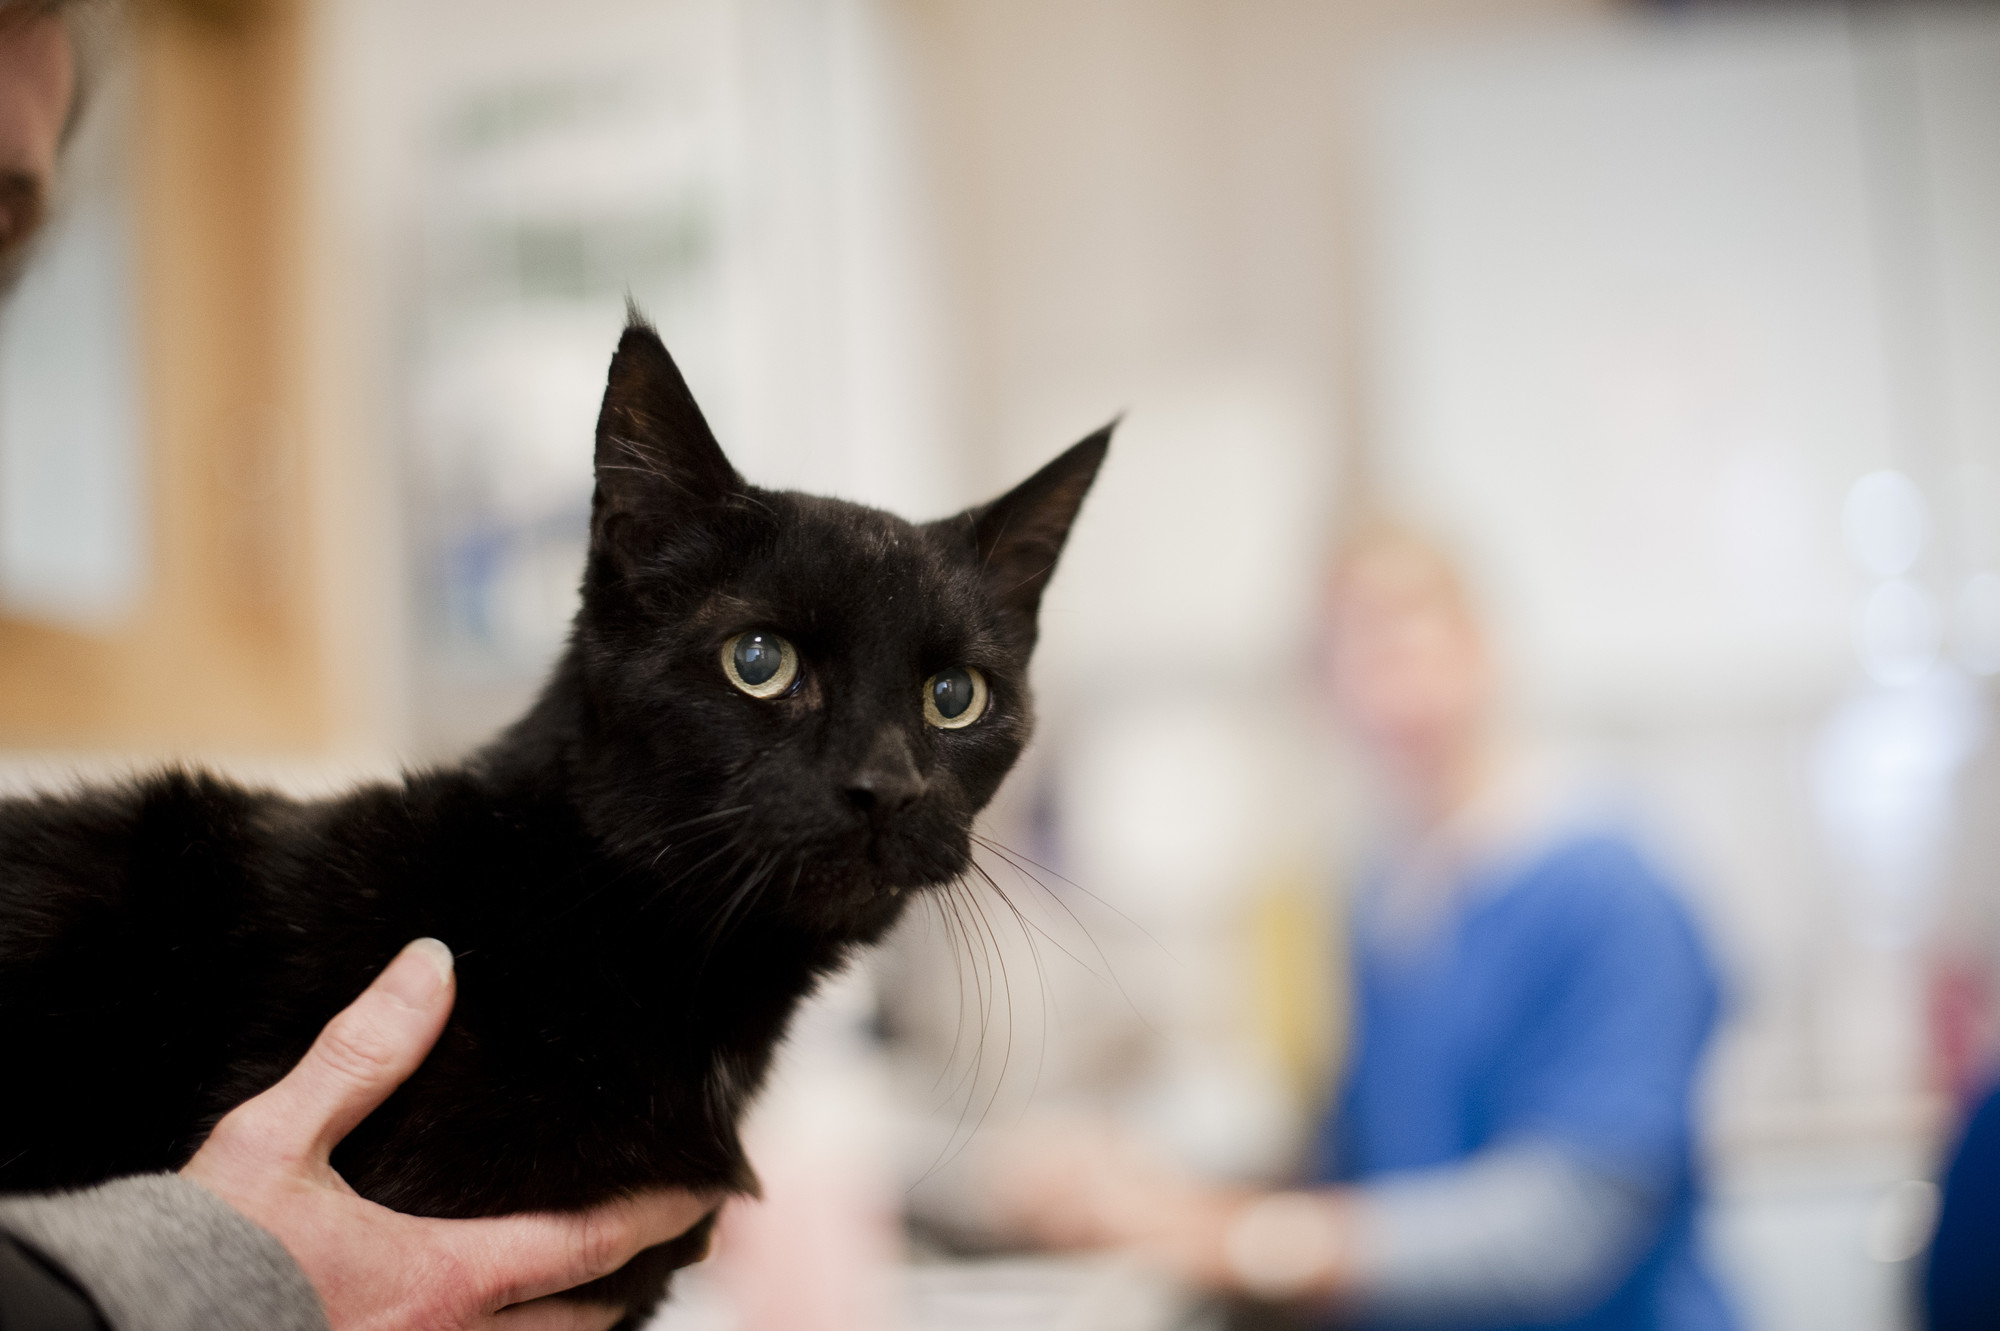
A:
0 168 48 298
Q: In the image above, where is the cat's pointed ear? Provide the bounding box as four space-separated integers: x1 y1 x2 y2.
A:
959 421 1113 649
591 312 740 563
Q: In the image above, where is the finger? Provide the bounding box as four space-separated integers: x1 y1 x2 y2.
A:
482 1299 626 1331
252 938 457 1159
445 1190 716 1308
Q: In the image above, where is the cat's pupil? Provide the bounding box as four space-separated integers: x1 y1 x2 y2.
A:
931 667 975 719
734 634 782 686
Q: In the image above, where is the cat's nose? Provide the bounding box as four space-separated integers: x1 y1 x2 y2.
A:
845 727 926 816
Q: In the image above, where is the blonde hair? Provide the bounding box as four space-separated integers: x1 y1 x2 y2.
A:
1326 515 1481 628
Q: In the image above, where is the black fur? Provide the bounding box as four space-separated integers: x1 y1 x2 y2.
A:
0 318 1109 1322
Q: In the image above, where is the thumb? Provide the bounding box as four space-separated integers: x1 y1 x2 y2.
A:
253 937 458 1160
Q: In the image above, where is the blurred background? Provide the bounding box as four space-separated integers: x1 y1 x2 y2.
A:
6 0 2000 1327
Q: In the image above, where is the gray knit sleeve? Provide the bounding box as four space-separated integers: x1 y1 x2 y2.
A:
0 1175 329 1331
1344 1141 1659 1324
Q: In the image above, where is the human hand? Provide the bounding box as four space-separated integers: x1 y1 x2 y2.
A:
182 938 714 1331
985 1118 1356 1301
985 1117 1190 1254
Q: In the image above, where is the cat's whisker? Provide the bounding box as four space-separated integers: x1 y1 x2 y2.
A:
956 871 1025 1142
975 864 1060 1102
938 881 994 1101
967 850 1102 987
969 832 1164 1024
647 805 754 873
969 829 1161 951
703 853 773 950
965 859 1055 1077
914 841 1158 1183
922 882 977 1101
637 822 736 886
553 807 755 922
951 879 997 1057
909 881 1000 1182
937 877 1021 1145
908 863 1067 1184
644 834 751 913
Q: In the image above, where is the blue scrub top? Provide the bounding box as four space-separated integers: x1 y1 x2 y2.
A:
1308 833 1738 1331
1927 1076 2000 1329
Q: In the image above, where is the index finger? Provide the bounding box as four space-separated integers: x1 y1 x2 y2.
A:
444 1189 720 1309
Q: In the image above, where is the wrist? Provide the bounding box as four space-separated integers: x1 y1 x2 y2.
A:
1220 1190 1351 1302
0 1176 329 1331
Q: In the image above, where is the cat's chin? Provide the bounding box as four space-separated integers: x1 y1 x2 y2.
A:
787 827 968 898
776 863 958 941
786 881 922 943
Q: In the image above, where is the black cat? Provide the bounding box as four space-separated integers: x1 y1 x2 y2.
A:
0 316 1109 1322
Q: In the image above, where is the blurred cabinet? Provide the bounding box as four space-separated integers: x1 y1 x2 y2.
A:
0 0 365 752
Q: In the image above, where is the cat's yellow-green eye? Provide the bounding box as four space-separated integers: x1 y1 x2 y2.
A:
722 632 799 698
923 666 988 729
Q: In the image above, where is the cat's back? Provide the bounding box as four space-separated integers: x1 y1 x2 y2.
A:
0 759 604 1192
0 759 559 950
0 767 288 965
0 768 303 1187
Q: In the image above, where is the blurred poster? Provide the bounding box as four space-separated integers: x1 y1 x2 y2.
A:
400 0 738 748
388 0 947 754
0 67 145 630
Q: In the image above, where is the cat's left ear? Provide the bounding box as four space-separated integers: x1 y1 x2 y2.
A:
591 312 741 565
955 421 1114 650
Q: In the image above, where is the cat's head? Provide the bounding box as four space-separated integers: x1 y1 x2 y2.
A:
562 316 1107 942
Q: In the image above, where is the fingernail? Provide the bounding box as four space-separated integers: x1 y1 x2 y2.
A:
382 937 455 1007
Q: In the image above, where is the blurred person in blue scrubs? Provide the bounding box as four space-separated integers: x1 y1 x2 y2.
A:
995 522 1738 1331
1926 1079 2000 1327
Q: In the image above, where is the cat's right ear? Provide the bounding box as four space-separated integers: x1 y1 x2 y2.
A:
591 314 741 566
955 422 1113 652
